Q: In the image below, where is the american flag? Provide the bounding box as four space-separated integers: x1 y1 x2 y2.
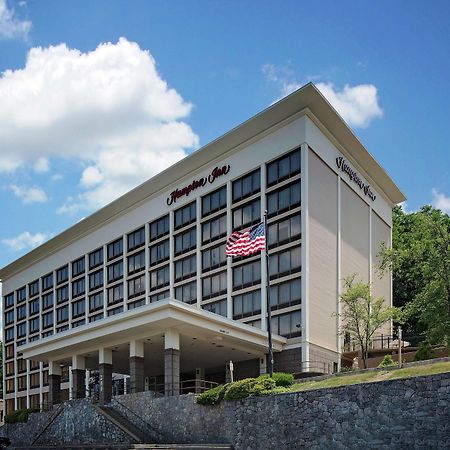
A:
226 222 266 257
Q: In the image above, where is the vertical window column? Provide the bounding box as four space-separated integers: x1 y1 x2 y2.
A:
260 164 268 331
196 199 202 308
226 179 233 319
122 235 128 305
169 210 175 299
145 223 150 305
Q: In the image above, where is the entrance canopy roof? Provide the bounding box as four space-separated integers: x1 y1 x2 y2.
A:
20 299 287 364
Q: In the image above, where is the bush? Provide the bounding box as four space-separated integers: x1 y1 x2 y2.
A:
378 354 396 368
271 372 294 387
4 408 37 423
223 377 277 401
414 342 433 361
196 384 226 406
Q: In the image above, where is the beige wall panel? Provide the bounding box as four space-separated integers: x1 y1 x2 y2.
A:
371 212 392 335
340 182 370 283
308 150 338 352
308 343 339 373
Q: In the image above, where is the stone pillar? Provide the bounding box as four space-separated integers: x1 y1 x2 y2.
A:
99 348 113 404
129 340 145 393
48 361 61 407
72 355 86 399
164 329 180 396
195 367 205 394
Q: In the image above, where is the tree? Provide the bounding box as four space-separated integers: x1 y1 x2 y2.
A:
379 205 450 346
338 275 398 369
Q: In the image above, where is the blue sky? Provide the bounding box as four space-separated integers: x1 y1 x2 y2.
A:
0 0 449 270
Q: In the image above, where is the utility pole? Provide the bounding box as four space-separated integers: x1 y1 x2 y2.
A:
398 326 402 368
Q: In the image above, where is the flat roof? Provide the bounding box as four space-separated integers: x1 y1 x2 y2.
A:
0 83 406 281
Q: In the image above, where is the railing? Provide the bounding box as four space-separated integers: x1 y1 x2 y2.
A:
180 379 219 394
342 333 425 353
292 360 334 378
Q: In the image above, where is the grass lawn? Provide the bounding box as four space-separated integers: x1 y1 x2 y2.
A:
290 360 450 393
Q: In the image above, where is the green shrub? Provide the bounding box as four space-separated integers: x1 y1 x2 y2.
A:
223 377 277 401
378 354 396 368
196 384 226 406
271 372 294 387
4 408 37 423
414 342 433 361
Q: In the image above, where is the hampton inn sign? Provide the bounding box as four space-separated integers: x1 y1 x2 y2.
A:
335 157 376 202
166 165 231 206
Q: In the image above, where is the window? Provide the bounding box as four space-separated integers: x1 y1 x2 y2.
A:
42 273 53 291
232 199 261 230
89 269 103 291
175 281 197 305
202 186 226 217
108 238 123 260
18 376 27 391
128 250 146 275
269 247 301 280
29 280 39 298
174 227 196 256
5 327 14 342
42 311 54 329
267 148 301 187
202 214 227 244
232 169 260 203
30 373 40 389
6 379 15 393
30 359 40 371
18 359 27 373
29 298 40 316
72 299 85 319
72 278 85 298
89 292 104 312
30 393 40 408
5 310 14 325
233 260 261 290
107 261 123 283
42 292 54 310
150 265 170 290
72 319 85 329
202 299 227 317
72 257 85 277
6 362 14 376
271 310 301 338
108 306 123 316
175 201 196 230
56 265 69 285
107 284 123 306
5 345 14 359
128 299 145 310
202 271 227 300
128 227 145 251
267 182 300 220
29 317 40 334
150 240 170 266
128 275 145 299
56 285 69 304
89 313 103 323
233 289 261 319
5 292 14 308
150 290 169 303
175 254 196 282
17 322 26 338
17 286 26 303
150 214 169 241
268 214 301 248
89 247 104 270
270 278 301 310
202 243 227 272
17 304 26 320
56 305 69 323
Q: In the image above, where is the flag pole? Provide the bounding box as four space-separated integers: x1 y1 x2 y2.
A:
264 210 274 377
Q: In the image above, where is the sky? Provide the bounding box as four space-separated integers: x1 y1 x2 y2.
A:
0 0 449 271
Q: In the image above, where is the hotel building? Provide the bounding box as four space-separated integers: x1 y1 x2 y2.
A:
1 83 405 413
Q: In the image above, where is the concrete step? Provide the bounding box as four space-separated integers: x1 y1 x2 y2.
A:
11 446 132 450
133 445 233 450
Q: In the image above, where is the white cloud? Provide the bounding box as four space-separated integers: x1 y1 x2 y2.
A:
9 184 48 203
262 64 383 128
0 38 199 213
2 231 49 251
0 0 31 40
34 157 50 173
432 188 450 214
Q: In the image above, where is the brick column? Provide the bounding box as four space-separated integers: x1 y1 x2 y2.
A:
164 329 180 396
99 348 113 404
129 340 145 393
71 355 86 399
48 361 61 407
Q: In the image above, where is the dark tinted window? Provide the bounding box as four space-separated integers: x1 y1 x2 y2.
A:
202 214 227 244
42 273 53 291
232 199 260 230
232 169 260 203
56 265 69 285
202 299 227 317
108 238 123 260
175 254 196 282
89 247 103 270
128 227 145 251
175 281 197 305
269 278 301 311
267 148 301 187
202 271 227 300
233 289 261 319
174 227 196 256
72 257 85 277
269 247 301 280
202 186 227 217
107 261 123 283
233 261 261 290
267 181 301 218
150 215 169 241
128 250 146 275
202 244 227 272
150 265 170 290
268 214 301 248
29 281 39 298
175 201 196 230
150 240 170 266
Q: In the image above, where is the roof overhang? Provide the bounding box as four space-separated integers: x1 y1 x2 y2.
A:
19 299 287 362
0 83 406 280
